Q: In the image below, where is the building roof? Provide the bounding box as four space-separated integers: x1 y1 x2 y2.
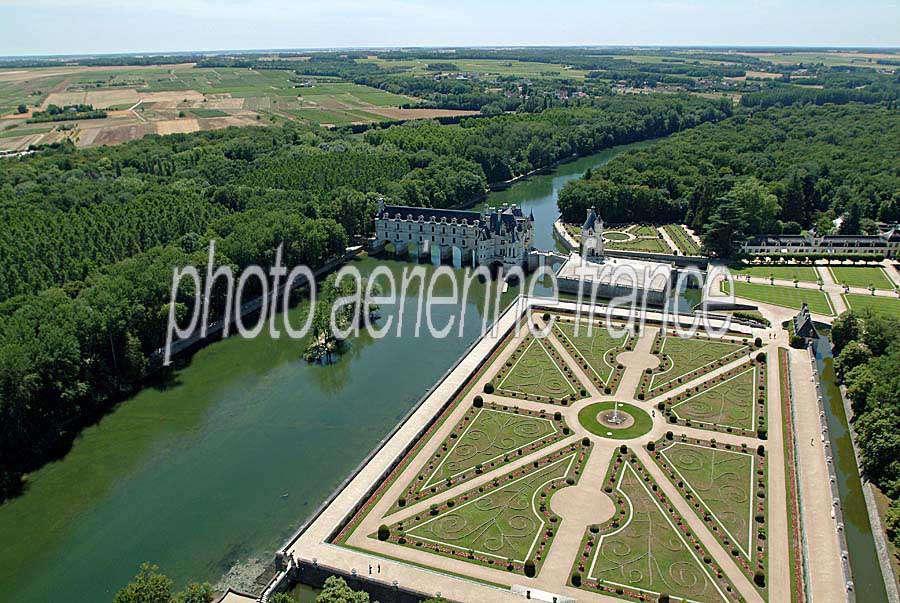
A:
793 303 819 339
582 207 601 231
557 253 673 293
379 205 481 224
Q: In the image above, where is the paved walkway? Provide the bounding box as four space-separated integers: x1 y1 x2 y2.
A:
788 346 847 602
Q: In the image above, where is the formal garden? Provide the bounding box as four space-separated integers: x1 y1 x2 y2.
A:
652 435 769 594
491 334 588 404
573 447 740 603
829 266 895 290
661 356 768 437
337 310 778 603
390 402 570 511
551 314 631 394
378 441 592 577
637 330 750 399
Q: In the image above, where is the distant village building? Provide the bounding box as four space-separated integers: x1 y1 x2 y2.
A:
741 228 900 258
374 200 534 269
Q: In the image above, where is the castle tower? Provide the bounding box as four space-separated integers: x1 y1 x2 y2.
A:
581 206 603 258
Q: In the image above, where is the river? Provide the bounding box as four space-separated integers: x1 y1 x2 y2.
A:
0 143 650 602
813 336 890 602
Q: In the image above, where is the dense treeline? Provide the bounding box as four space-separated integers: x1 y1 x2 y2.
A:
832 311 900 553
0 94 725 500
365 95 731 182
557 103 900 256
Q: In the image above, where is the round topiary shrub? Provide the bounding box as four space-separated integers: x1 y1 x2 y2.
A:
754 336 762 348
582 437 591 447
571 572 582 587
754 570 766 587
473 395 484 408
524 559 536 577
659 594 670 603
542 312 551 322
378 524 390 541
554 411 562 421
484 383 494 394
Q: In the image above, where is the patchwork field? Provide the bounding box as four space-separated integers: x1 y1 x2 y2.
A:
0 63 472 149
722 280 835 315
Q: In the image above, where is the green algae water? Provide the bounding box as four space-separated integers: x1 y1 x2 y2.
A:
813 336 890 602
0 143 650 603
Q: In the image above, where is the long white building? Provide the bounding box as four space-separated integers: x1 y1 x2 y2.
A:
374 200 534 269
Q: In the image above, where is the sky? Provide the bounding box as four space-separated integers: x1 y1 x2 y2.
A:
1 0 899 56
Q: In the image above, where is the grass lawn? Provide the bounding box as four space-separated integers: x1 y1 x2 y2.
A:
728 264 820 283
397 452 578 564
587 459 731 603
663 224 702 255
842 293 900 318
647 334 746 395
606 237 671 253
495 337 584 401
630 225 658 237
722 280 835 315
670 365 758 431
577 402 652 439
603 231 630 241
553 320 629 388
658 442 756 559
829 266 896 290
421 408 558 489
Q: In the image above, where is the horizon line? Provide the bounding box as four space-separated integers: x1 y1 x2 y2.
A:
3 43 900 61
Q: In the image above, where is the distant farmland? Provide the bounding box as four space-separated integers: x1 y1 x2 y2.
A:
0 64 477 149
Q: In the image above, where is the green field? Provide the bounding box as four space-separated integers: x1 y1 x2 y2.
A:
645 334 747 396
670 365 759 431
829 266 896 290
727 264 820 283
842 293 900 318
189 108 228 118
658 442 758 560
358 57 590 79
586 459 731 602
397 452 577 564
495 337 584 401
0 126 52 139
553 320 628 389
722 280 835 315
